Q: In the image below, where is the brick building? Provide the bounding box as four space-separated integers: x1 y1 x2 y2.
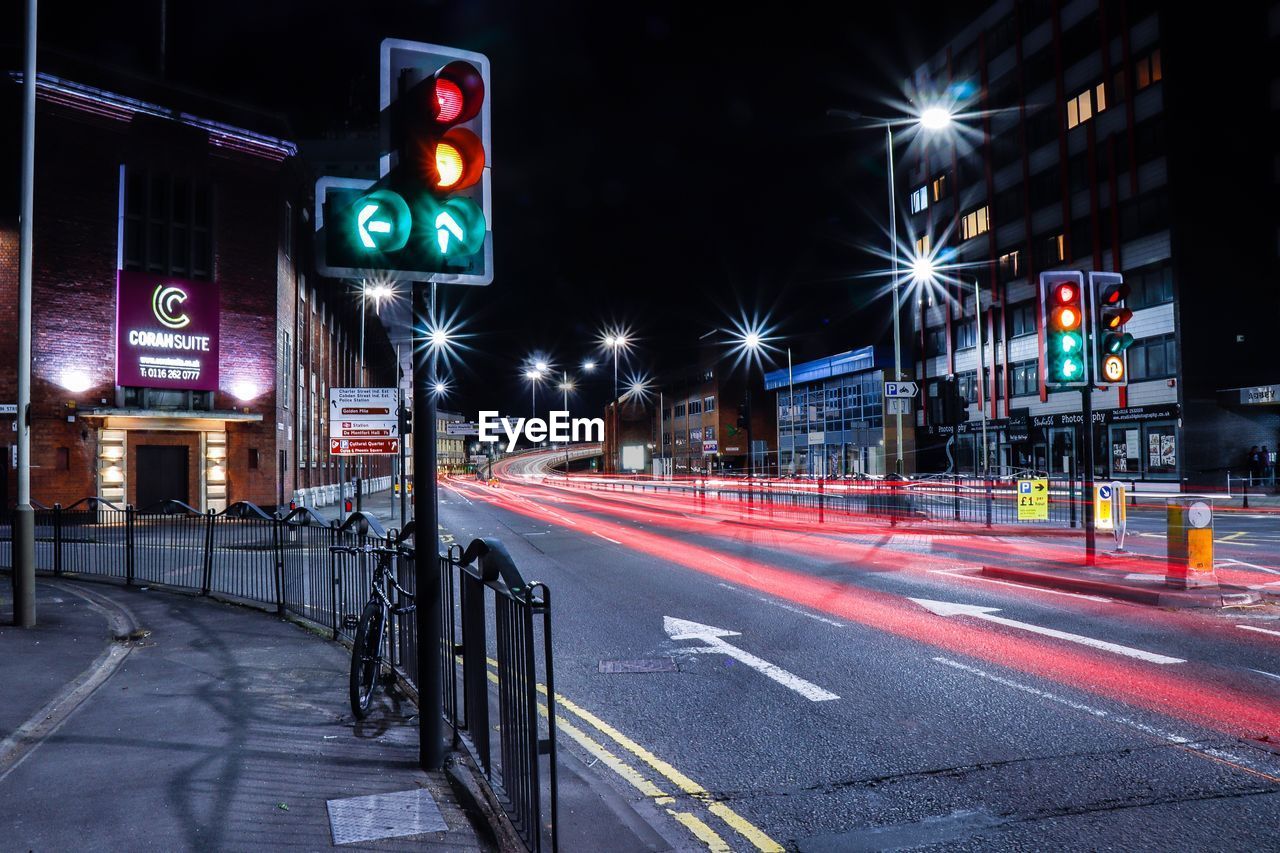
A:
0 58 396 513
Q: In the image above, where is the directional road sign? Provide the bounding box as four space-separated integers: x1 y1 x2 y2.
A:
884 381 919 398
330 387 399 456
445 422 480 436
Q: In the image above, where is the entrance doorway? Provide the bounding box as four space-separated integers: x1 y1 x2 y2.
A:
135 445 189 508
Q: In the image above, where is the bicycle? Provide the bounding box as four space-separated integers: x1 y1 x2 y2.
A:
329 542 416 719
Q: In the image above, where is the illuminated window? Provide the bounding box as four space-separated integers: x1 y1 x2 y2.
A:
959 205 990 241
998 250 1022 281
1066 83 1108 129
1135 49 1162 90
703 396 716 412
916 234 931 256
931 173 949 203
1011 361 1038 396
910 185 929 214
1047 233 1066 263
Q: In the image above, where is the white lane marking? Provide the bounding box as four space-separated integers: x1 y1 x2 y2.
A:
910 597 1185 665
592 531 623 545
1219 559 1280 575
1250 669 1280 683
928 569 1112 603
664 616 839 702
1237 625 1280 639
933 656 1280 779
716 582 845 628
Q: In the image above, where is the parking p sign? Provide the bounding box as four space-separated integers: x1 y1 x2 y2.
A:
1017 478 1049 521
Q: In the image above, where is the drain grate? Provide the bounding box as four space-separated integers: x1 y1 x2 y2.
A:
598 658 678 674
326 787 447 845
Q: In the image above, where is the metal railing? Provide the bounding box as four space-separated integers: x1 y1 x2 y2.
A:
551 473 1079 528
445 538 558 853
1 499 558 853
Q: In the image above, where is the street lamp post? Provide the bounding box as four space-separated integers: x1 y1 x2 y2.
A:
828 106 953 477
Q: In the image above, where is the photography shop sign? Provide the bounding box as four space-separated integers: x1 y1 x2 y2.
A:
116 270 220 391
927 404 1180 437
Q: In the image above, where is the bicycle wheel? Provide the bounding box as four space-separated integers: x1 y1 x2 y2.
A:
349 598 386 719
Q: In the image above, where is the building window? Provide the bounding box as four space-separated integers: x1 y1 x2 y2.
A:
998 250 1022 282
916 234 931 256
1046 233 1065 264
959 206 990 241
1129 334 1178 381
1135 49 1162 90
910 185 929 214
924 326 947 358
123 169 213 280
955 319 978 351
687 399 702 415
1009 302 1037 338
1011 361 1038 396
704 426 716 440
57 447 70 471
957 371 979 404
703 396 715 412
1126 262 1174 309
662 408 671 421
674 403 686 418
1066 83 1106 129
249 448 260 469
283 202 293 260
931 173 949 203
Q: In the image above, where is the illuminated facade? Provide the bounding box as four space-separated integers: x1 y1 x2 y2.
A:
903 1 1280 487
0 65 396 512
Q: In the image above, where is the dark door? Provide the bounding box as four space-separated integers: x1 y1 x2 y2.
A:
0 447 9 516
136 445 189 509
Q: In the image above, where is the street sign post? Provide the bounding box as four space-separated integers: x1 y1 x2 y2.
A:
1016 477 1049 521
1094 483 1115 532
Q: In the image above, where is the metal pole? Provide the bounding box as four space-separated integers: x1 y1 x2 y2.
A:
13 0 38 628
412 284 443 770
613 348 619 474
1082 386 1096 566
357 284 366 510
886 125 904 476
398 343 407 529
975 279 988 479
787 347 794 477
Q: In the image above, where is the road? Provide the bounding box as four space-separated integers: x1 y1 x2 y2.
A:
438 449 1280 851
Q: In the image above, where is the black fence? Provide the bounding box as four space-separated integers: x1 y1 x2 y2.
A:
1 499 558 853
444 538 558 853
553 474 1080 529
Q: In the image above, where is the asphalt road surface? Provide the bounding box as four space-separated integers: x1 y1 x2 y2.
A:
436 450 1280 852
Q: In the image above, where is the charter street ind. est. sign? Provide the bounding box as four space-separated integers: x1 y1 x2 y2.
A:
116 271 220 391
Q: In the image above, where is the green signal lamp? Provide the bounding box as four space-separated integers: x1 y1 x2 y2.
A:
352 189 411 252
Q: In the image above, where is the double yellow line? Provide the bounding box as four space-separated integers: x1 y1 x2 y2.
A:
483 659 782 852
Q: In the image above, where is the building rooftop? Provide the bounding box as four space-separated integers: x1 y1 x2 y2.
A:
763 347 878 391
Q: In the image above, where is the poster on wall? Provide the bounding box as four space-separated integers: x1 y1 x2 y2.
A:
1112 443 1127 472
1160 435 1176 467
116 270 220 391
1148 433 1160 469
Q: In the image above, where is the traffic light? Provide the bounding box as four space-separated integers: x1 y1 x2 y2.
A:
1089 272 1133 385
1039 271 1088 388
317 40 492 285
938 375 963 425
398 403 413 436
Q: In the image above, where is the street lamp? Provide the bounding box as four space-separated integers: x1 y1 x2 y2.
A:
524 366 545 419
827 104 955 476
600 328 634 473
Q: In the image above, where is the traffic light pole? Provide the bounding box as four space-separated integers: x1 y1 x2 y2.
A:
412 283 443 770
1081 385 1096 567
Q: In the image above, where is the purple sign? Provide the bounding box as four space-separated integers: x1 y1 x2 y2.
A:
116 270 220 392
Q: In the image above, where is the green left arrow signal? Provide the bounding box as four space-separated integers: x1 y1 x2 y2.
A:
351 189 411 253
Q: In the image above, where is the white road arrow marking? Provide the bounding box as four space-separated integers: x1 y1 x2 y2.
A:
1238 624 1280 639
908 597 1185 665
663 616 839 702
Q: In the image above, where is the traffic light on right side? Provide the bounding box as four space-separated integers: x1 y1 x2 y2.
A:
1039 271 1089 388
1089 272 1133 385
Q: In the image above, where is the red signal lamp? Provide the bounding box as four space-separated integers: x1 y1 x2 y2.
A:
416 61 485 126
1100 283 1131 306
1054 284 1076 304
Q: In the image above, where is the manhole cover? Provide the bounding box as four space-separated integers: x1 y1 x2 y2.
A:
326 788 446 844
598 658 678 674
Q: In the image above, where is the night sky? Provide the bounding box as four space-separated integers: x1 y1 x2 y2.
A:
23 0 989 418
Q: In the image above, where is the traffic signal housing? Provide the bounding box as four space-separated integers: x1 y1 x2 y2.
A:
1089 272 1133 385
317 40 492 285
1039 271 1089 388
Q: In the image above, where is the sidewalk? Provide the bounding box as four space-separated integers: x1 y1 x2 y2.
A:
0 578 491 851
